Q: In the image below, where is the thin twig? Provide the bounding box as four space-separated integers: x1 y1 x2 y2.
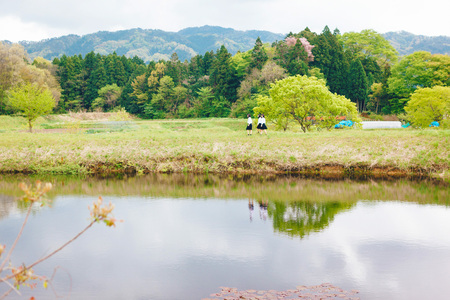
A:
1 220 96 283
27 220 96 270
0 278 20 297
0 287 14 300
0 205 33 273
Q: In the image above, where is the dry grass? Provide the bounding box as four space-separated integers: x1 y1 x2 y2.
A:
46 111 132 122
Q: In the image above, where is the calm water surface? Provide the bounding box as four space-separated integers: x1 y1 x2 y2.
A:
0 175 449 299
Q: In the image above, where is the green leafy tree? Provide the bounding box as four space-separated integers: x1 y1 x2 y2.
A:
230 96 258 118
1 43 60 115
151 75 175 115
165 53 183 86
339 29 398 64
308 67 326 81
367 63 392 114
254 75 360 132
405 86 450 128
193 86 214 117
7 83 56 132
367 83 384 113
189 54 204 80
147 62 166 94
31 57 61 104
91 84 122 111
172 86 189 117
388 51 450 112
253 94 293 131
230 51 252 79
211 96 231 117
131 74 149 106
0 43 27 114
237 61 287 100
192 86 229 117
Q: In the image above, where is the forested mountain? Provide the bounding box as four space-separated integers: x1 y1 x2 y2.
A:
6 27 448 62
383 31 450 56
15 26 285 62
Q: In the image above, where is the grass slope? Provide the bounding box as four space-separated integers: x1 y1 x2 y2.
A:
0 114 449 180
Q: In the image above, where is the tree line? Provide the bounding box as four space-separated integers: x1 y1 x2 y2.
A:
1 26 449 123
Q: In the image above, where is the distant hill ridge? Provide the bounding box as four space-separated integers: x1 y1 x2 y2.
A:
13 26 285 62
383 30 450 56
3 26 449 62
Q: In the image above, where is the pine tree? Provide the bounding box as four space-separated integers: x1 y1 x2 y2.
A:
209 45 239 103
202 51 214 76
347 59 368 111
250 37 268 70
312 26 349 96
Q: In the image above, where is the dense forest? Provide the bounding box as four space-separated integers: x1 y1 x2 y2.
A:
1 26 449 122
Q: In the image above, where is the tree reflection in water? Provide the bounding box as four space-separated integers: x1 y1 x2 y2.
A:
268 201 354 238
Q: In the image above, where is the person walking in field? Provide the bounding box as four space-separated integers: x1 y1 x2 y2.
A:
246 114 253 136
256 114 262 134
260 114 268 135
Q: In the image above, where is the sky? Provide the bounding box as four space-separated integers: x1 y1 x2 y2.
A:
0 0 449 43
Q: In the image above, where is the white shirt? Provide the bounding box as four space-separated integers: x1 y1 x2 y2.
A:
261 117 266 124
247 117 252 125
258 117 262 124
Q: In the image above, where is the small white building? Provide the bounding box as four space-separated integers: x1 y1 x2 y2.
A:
362 121 402 129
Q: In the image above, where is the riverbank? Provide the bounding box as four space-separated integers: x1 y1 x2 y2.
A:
1 115 449 181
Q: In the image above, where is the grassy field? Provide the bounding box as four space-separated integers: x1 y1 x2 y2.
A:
0 113 449 180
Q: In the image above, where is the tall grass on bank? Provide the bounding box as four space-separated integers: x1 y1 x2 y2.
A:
0 115 449 179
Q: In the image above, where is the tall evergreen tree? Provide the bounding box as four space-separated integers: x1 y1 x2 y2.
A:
82 52 99 109
113 59 127 87
165 53 182 86
250 37 268 70
209 45 239 103
189 54 204 80
312 26 349 96
347 59 369 111
202 51 215 76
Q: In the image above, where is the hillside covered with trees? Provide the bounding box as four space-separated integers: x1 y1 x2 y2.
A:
13 26 285 63
3 26 448 65
1 26 449 130
383 31 450 56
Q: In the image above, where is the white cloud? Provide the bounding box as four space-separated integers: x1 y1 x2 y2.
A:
0 0 449 42
0 15 53 42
